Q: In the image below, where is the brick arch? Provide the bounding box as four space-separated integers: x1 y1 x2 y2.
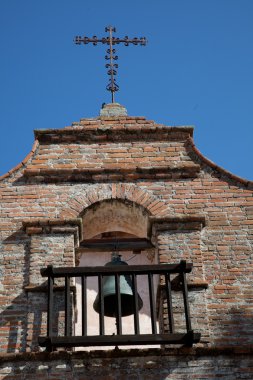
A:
81 199 150 239
59 183 169 219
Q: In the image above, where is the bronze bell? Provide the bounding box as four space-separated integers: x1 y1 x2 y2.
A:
93 254 143 317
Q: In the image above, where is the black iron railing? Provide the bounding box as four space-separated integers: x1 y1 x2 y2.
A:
38 260 200 351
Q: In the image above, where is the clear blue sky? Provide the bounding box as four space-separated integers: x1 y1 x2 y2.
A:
0 0 252 180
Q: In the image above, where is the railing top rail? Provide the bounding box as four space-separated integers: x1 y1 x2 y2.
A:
40 261 193 277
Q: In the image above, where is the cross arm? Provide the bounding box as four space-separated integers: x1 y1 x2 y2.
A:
74 36 107 45
112 37 147 46
75 36 147 46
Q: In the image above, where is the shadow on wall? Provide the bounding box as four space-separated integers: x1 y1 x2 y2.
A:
1 288 79 354
211 303 253 347
1 229 31 353
1 229 56 353
1 289 253 352
1 290 253 378
0 292 29 353
1 229 77 353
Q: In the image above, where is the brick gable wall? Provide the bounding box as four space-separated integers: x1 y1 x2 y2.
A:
0 112 252 378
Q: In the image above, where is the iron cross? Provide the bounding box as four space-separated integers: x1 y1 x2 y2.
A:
74 26 147 103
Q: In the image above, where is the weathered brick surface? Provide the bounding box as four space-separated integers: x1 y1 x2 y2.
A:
0 349 253 379
0 113 253 375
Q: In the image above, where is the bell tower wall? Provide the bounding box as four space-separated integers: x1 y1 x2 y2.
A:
0 113 253 366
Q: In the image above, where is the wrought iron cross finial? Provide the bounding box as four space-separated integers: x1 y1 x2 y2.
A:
74 26 147 103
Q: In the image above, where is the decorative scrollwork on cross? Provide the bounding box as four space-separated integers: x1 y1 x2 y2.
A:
74 26 147 103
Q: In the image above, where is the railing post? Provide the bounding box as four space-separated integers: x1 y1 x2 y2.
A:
47 265 54 352
65 275 71 336
180 260 192 333
148 273 157 334
81 275 87 336
132 274 140 335
165 272 175 333
115 274 122 335
98 274 105 335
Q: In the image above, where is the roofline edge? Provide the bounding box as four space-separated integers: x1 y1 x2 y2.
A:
0 139 39 182
187 137 253 187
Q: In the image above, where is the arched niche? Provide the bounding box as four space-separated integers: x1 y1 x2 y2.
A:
81 199 151 239
75 199 158 349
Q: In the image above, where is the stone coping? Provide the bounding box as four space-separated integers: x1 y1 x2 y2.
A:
150 215 206 230
1 346 253 364
23 218 83 242
158 280 209 291
23 165 200 183
22 218 82 228
34 125 194 143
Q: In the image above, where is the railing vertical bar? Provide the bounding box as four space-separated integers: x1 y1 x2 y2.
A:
98 275 104 335
132 274 140 335
47 266 54 338
65 275 71 336
180 260 192 332
165 273 175 333
115 274 122 335
148 273 157 334
81 276 87 336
